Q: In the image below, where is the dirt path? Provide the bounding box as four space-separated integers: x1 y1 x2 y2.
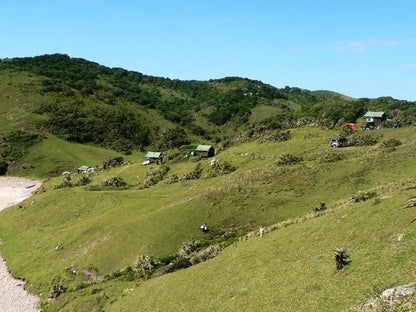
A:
0 176 42 312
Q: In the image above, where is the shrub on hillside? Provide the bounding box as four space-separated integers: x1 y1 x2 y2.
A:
259 130 291 143
333 247 350 271
205 159 236 178
380 138 401 149
179 240 202 258
134 255 156 278
181 163 202 180
54 175 72 189
275 153 302 165
349 133 377 146
0 160 8 175
89 176 128 190
139 165 170 189
350 191 377 203
49 276 68 299
190 245 222 265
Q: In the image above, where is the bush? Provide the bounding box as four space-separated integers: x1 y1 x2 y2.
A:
350 191 377 203
333 247 350 270
49 276 68 299
182 163 202 180
139 165 170 188
190 245 222 265
179 240 202 258
89 176 128 190
205 159 236 178
134 255 156 278
349 133 377 146
0 160 8 175
259 130 291 143
380 138 401 149
275 154 302 165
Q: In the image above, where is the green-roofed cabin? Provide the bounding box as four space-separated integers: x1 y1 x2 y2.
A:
144 151 163 165
363 111 386 129
195 145 215 158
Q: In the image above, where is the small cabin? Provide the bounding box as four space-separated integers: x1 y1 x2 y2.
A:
77 165 94 174
143 152 163 165
363 111 386 129
195 145 215 158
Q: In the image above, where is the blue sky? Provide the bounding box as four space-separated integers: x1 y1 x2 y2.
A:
1 0 416 100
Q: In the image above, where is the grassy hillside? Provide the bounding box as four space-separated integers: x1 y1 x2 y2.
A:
1 54 416 176
0 126 416 310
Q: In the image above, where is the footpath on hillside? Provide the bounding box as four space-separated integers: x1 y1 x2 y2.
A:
0 176 42 312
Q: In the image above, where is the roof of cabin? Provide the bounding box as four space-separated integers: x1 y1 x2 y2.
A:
196 145 213 152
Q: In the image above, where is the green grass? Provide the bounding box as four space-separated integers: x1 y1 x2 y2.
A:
0 126 416 311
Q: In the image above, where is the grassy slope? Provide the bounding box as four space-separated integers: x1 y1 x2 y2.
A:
0 126 415 311
107 185 416 311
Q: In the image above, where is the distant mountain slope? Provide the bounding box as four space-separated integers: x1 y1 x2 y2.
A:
0 54 415 175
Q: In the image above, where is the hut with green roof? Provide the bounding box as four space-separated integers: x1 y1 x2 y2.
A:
195 145 215 158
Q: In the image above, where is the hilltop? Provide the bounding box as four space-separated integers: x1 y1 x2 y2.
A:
1 54 415 176
1 54 416 311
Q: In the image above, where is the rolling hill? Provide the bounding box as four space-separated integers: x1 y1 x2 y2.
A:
0 54 416 311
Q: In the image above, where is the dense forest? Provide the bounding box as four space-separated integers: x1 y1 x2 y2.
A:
1 53 415 155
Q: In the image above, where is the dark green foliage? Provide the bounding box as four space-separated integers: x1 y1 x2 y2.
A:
49 276 68 299
0 160 8 175
351 191 377 203
314 202 327 212
275 154 302 165
260 130 291 143
139 165 170 188
380 138 402 149
89 176 128 190
182 163 202 180
333 247 350 270
134 255 156 278
349 133 377 146
163 257 192 274
206 159 236 178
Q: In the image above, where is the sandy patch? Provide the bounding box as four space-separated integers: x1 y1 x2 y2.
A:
0 176 41 312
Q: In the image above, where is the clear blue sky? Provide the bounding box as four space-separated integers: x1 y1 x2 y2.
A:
1 0 416 100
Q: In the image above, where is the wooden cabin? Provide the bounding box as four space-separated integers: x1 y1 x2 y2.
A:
195 145 215 158
363 111 386 129
143 152 163 165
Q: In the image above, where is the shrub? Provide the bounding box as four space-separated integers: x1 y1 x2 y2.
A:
78 174 92 186
190 245 222 265
380 138 401 149
205 159 236 178
182 163 202 180
49 276 68 299
314 202 327 212
349 133 377 146
163 257 192 274
179 240 202 258
259 130 291 143
0 160 8 175
134 255 155 278
139 165 170 188
333 247 350 270
350 191 377 203
100 176 127 188
54 175 72 189
275 154 302 165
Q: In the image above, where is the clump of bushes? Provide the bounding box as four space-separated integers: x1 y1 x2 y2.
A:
54 175 72 189
260 130 291 143
205 159 236 178
350 191 377 203
102 156 125 169
380 138 401 149
182 163 203 180
317 152 344 163
89 176 128 190
275 153 302 165
190 245 222 265
349 133 377 146
314 202 327 212
134 255 156 278
139 165 170 189
333 247 350 270
77 174 92 186
49 276 68 299
179 240 202 258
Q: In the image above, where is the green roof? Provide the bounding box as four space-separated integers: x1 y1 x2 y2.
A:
145 152 162 158
196 145 213 152
364 111 385 118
